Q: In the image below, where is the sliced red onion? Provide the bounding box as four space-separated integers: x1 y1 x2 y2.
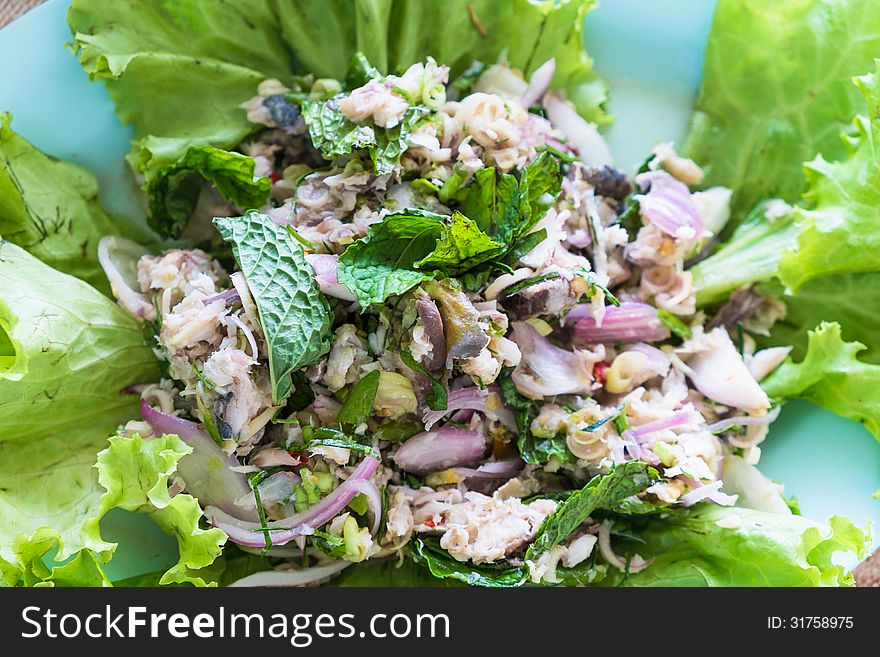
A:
205 456 379 548
250 447 305 468
569 301 670 345
415 294 447 371
598 521 652 573
346 479 382 536
228 561 350 587
748 346 792 382
628 343 671 378
543 92 613 167
422 385 517 433
620 430 649 463
629 410 700 438
449 457 524 481
634 170 703 240
521 58 556 108
706 405 781 434
392 427 487 475
265 202 294 226
203 288 241 305
141 401 258 521
685 328 770 410
509 321 594 399
304 253 357 301
97 236 153 319
546 136 574 154
679 480 738 507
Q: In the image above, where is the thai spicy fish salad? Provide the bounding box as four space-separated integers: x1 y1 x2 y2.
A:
97 54 797 585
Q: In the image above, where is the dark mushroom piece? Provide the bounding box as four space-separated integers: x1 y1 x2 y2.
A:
583 165 631 201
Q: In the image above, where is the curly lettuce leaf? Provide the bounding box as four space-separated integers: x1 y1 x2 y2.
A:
0 113 148 293
89 434 227 587
214 211 333 404
337 209 504 307
603 507 867 587
0 243 180 586
147 145 270 238
777 66 880 292
684 0 880 219
757 273 880 364
692 65 880 360
2 433 228 588
761 322 880 441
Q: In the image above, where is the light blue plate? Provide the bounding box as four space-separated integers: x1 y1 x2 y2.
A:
1 0 877 580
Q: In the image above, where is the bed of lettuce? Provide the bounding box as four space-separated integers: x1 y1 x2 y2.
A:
0 0 878 587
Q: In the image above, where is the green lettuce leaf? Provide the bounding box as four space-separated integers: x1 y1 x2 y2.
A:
69 0 607 234
275 0 608 124
602 507 868 587
89 434 227 587
0 113 148 293
0 243 160 586
337 209 504 307
761 322 880 441
777 66 880 293
756 273 880 364
214 211 333 404
525 461 660 561
691 202 798 307
147 145 270 238
684 0 880 219
68 0 291 179
691 65 880 361
0 241 158 445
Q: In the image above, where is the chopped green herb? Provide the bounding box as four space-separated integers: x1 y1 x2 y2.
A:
337 370 381 427
502 272 561 297
373 420 422 443
286 224 317 250
248 471 273 553
613 408 631 434
581 404 625 432
574 268 621 306
538 143 579 164
311 530 347 558
411 178 441 195
657 309 693 340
